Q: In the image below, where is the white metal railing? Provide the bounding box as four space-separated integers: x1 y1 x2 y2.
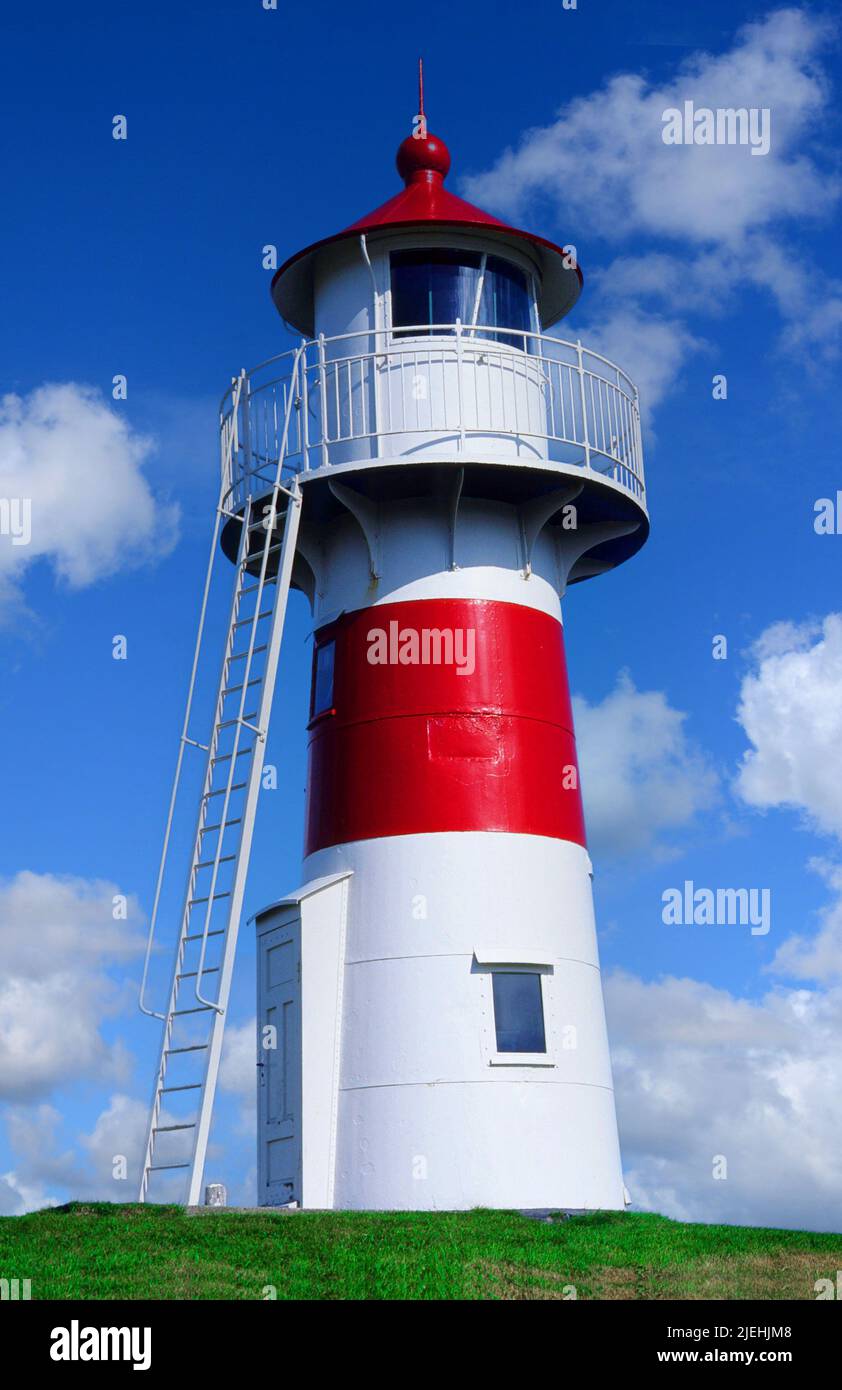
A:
220 324 645 513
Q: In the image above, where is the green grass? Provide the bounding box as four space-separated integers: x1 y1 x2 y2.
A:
1 1204 840 1300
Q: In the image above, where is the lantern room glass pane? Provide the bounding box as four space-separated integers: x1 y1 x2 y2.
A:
479 256 533 340
390 249 532 343
491 971 546 1053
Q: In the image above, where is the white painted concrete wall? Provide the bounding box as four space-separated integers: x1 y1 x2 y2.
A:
302 832 624 1210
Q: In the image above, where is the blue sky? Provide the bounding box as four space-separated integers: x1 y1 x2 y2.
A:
2 0 842 1227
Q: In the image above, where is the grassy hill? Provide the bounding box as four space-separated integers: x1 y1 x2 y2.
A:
1 1204 840 1300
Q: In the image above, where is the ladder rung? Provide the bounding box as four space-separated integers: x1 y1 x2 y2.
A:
196 854 236 869
200 818 242 835
184 929 225 942
154 1122 197 1133
165 1044 209 1055
204 783 246 799
211 747 253 764
161 1083 203 1093
240 581 276 597
172 1005 215 1017
149 1163 191 1171
188 892 230 906
177 967 220 980
234 610 274 628
222 679 260 697
229 645 267 662
217 713 257 731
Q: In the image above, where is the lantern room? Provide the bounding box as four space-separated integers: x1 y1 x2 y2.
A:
219 122 647 587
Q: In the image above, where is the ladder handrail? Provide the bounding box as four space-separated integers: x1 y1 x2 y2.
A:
138 345 307 1205
136 493 257 1202
193 347 305 1009
138 371 246 1020
186 478 302 1205
173 495 255 1014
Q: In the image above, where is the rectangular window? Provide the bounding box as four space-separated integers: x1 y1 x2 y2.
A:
491 970 546 1053
310 639 335 719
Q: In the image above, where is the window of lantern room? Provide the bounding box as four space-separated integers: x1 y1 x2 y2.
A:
390 249 535 346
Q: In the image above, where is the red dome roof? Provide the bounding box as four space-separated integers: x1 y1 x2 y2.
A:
271 129 582 336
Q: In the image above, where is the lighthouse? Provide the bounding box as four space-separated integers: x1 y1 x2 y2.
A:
138 87 647 1211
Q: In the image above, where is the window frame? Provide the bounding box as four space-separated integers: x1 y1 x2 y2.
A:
385 239 541 347
474 957 557 1068
308 636 336 726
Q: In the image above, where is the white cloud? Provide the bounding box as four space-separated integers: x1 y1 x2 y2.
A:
1 869 145 977
462 10 842 409
0 383 178 621
580 308 705 419
607 968 842 1230
219 1018 257 1097
735 614 842 839
0 976 129 1101
463 9 837 245
771 858 842 983
0 1095 151 1212
3 1105 80 1205
0 877 256 1207
0 871 145 1100
586 235 842 420
219 1018 258 1141
574 673 719 858
0 1167 59 1216
78 1094 150 1194
746 617 823 662
0 1088 248 1211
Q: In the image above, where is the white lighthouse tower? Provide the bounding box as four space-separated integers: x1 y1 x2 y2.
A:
138 87 647 1211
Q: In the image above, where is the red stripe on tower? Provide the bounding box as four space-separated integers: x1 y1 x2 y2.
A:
304 598 587 855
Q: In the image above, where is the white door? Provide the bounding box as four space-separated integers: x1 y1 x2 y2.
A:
258 919 302 1205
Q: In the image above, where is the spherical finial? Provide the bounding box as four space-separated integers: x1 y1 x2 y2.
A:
396 132 451 184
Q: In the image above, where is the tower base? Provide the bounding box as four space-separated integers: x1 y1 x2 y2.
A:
255 833 625 1212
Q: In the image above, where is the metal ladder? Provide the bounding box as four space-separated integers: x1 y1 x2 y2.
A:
138 357 303 1205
